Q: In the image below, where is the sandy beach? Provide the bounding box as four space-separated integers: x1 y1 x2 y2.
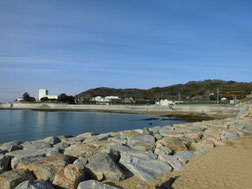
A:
109 134 252 189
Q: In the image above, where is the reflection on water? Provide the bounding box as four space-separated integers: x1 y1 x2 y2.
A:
0 110 189 143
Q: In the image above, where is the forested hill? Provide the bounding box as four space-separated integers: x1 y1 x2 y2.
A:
76 80 252 100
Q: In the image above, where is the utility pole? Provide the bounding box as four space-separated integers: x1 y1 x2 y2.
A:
217 88 219 104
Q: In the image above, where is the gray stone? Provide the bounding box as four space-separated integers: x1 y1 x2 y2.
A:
0 155 10 174
14 179 54 189
127 135 156 151
154 134 163 140
85 133 112 143
158 154 184 171
21 141 51 150
52 142 70 152
119 155 172 180
221 129 238 141
234 124 245 131
109 145 157 160
174 151 193 164
7 148 60 169
108 137 127 144
40 136 60 145
0 141 23 152
148 126 162 134
0 169 34 189
86 152 125 181
154 145 172 156
159 128 173 136
142 127 151 135
73 157 88 171
77 180 120 189
60 137 80 145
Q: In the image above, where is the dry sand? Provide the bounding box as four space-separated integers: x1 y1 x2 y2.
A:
107 134 252 189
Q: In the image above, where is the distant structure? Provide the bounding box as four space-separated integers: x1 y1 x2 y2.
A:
38 89 58 101
91 96 120 104
156 99 174 106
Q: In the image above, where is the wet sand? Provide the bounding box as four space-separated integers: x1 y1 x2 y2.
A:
108 134 252 189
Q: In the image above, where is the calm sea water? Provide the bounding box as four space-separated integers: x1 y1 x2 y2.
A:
0 110 189 144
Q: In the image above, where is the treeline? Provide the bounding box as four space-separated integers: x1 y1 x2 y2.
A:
76 80 252 101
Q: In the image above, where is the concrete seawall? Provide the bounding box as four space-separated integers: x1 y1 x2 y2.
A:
0 102 241 119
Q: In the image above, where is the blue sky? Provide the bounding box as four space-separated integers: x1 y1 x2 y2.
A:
0 0 251 101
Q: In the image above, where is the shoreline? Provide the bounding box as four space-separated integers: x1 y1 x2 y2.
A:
0 103 251 189
0 102 240 120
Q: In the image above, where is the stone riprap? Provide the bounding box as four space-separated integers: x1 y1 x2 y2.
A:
0 104 251 189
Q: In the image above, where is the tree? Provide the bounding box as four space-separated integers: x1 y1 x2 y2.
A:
23 92 31 101
40 97 49 102
58 93 75 104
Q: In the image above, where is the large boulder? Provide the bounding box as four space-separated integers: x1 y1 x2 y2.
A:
119 154 172 180
0 155 11 174
77 180 120 189
127 135 156 151
0 141 23 152
154 144 172 156
0 169 34 189
86 152 125 181
14 179 54 189
16 153 72 182
174 150 193 164
64 144 97 158
109 145 157 161
158 154 184 171
7 148 60 169
52 164 85 189
156 137 187 152
21 141 51 150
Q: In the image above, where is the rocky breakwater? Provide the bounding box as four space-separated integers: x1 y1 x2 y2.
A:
0 105 251 189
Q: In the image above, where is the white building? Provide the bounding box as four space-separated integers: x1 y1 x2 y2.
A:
158 99 174 106
38 89 58 101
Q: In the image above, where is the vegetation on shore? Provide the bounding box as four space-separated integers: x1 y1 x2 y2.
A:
76 80 252 103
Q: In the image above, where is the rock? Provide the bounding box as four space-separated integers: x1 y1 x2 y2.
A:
77 180 120 189
193 140 215 154
154 134 163 140
142 128 151 135
76 132 98 141
0 169 34 189
154 144 172 155
0 141 23 152
108 137 127 145
119 155 172 180
7 148 60 169
159 128 173 136
14 180 54 189
0 155 11 174
221 129 238 141
109 145 157 160
86 152 125 181
53 142 70 152
148 126 162 134
174 151 193 164
53 164 85 189
40 136 60 145
64 144 97 158
73 156 88 171
21 141 51 150
127 135 156 151
158 154 184 171
85 133 112 143
156 137 187 152
60 137 80 145
204 129 222 141
16 153 72 182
